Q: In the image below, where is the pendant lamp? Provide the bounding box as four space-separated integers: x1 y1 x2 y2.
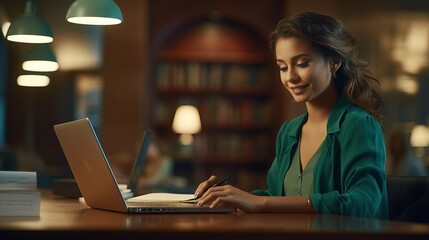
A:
66 0 123 25
22 44 59 72
6 0 53 43
17 71 50 87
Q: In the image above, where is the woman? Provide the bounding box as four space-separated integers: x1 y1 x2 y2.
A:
195 12 389 219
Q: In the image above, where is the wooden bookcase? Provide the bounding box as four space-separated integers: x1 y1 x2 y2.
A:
151 19 276 190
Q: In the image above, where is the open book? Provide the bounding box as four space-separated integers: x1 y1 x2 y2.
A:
0 171 40 217
127 193 197 204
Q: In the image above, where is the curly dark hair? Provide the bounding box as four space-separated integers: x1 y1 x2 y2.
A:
270 12 383 123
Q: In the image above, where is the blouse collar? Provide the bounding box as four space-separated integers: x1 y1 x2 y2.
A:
284 97 352 137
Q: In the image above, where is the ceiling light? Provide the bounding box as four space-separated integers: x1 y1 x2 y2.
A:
17 72 50 87
66 0 123 26
22 44 59 72
6 0 53 43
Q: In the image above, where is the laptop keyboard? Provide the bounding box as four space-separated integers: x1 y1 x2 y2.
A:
127 201 197 208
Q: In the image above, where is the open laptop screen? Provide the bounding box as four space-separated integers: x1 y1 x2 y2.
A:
126 129 153 194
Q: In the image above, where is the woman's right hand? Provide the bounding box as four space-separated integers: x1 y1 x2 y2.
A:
194 175 219 198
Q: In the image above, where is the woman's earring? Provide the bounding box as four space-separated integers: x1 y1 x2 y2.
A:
331 70 337 80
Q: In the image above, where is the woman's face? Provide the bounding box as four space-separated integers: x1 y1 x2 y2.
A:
275 37 336 103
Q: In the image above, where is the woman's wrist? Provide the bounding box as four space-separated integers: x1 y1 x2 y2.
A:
305 195 311 212
305 195 315 212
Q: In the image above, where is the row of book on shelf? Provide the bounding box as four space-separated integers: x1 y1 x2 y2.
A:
0 171 40 217
154 97 272 127
156 61 270 90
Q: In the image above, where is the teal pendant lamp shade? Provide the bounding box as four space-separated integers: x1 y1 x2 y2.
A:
22 44 59 72
6 0 53 43
66 0 123 25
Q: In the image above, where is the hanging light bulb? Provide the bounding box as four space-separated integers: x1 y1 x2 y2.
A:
17 71 50 87
66 0 123 25
6 0 53 43
0 3 11 37
22 44 59 72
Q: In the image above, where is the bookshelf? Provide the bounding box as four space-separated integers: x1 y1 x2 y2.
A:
151 19 275 190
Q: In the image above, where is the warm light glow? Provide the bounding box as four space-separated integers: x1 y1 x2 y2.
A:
395 75 419 95
6 34 53 43
404 21 429 54
54 31 102 70
17 74 50 87
22 60 59 72
172 105 202 134
410 125 429 147
392 15 429 74
67 17 121 25
2 22 10 37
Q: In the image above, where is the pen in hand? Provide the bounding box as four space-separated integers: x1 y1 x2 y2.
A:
194 176 231 200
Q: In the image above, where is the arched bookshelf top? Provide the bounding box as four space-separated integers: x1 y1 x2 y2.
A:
157 19 271 63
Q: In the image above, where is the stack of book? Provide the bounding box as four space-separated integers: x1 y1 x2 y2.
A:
0 171 40 217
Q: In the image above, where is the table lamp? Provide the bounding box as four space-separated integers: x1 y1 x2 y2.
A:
410 125 429 147
410 125 429 158
172 105 202 145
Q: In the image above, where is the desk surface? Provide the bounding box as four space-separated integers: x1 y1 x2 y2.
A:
1 190 429 240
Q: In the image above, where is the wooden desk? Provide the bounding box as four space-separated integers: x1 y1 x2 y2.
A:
1 190 429 240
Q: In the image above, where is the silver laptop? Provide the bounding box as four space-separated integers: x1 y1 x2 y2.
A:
53 118 235 214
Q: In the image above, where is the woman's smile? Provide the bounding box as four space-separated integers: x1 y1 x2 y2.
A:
289 84 309 95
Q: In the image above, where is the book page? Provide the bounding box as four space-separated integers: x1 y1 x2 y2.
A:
0 171 37 190
127 193 195 203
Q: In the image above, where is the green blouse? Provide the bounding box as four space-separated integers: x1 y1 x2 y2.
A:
283 140 322 196
252 97 389 219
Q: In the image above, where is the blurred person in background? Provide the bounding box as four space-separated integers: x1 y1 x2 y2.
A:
387 131 427 176
137 133 188 193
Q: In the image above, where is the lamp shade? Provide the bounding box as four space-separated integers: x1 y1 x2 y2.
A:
22 44 59 72
17 72 50 87
6 0 53 43
66 0 123 25
172 105 202 134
